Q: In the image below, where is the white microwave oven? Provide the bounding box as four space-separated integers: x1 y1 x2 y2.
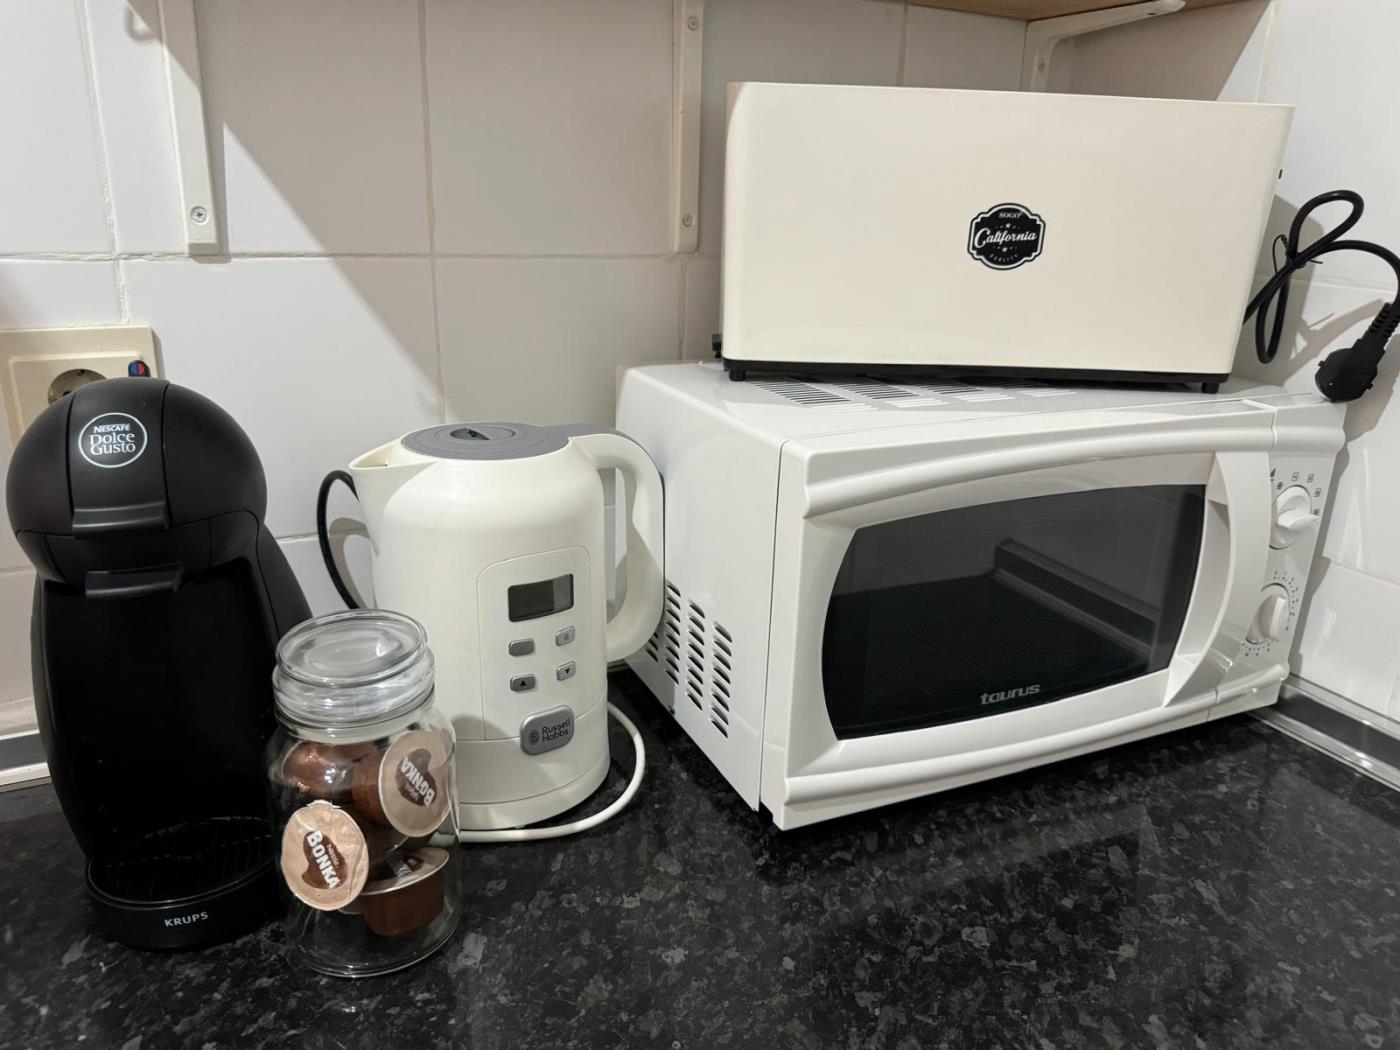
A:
718 83 1291 390
618 363 1344 829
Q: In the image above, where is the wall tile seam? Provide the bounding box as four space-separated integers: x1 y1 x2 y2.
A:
1252 0 1279 104
1248 267 1400 297
894 1 909 86
2 252 689 263
418 0 447 425
1311 556 1400 591
71 0 126 322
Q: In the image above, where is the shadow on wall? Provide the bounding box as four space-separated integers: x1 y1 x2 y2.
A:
1068 0 1268 102
123 0 437 383
122 0 432 604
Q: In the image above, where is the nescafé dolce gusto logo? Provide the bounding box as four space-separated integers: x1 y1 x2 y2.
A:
77 412 148 469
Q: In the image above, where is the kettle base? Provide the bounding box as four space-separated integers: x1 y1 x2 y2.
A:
456 741 610 832
85 815 277 950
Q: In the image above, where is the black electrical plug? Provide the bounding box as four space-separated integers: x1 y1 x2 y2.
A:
1315 301 1400 402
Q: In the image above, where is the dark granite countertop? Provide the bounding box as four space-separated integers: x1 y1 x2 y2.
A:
3 673 1400 1049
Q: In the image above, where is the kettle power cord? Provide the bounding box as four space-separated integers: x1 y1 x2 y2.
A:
314 469 647 845
1245 189 1400 402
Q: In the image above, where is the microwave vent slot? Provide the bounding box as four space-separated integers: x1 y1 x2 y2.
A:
661 581 682 685
832 381 922 402
948 388 1014 403
753 376 1075 410
651 586 735 742
710 621 732 735
751 378 872 411
685 601 706 710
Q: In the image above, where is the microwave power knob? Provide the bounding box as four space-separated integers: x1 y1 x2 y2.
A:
1246 584 1292 645
1271 485 1321 549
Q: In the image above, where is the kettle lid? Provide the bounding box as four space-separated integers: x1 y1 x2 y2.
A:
401 422 569 461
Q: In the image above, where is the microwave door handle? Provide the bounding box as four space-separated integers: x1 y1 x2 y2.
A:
1164 450 1272 701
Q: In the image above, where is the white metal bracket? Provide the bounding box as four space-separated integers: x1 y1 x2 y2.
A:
672 0 704 253
157 0 221 255
1020 0 1185 92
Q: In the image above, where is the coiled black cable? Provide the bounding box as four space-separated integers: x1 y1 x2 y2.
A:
316 469 362 610
1245 190 1400 401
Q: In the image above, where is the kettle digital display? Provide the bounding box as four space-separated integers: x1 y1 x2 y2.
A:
507 574 575 622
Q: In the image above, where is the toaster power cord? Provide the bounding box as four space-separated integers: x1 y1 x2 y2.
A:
315 468 648 844
1246 189 1400 402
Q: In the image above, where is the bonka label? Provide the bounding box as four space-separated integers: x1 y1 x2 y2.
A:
280 800 368 911
378 731 450 837
77 412 148 469
968 203 1046 271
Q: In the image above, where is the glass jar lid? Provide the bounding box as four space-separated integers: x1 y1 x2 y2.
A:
274 610 435 729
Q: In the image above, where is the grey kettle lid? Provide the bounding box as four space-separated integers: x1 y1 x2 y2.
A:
401 422 569 461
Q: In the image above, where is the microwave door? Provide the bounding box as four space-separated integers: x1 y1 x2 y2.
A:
766 428 1277 822
820 483 1209 737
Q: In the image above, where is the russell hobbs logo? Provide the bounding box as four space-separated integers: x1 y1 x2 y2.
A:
77 412 148 469
981 684 1042 706
521 706 574 756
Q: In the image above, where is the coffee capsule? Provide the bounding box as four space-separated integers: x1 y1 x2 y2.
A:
350 730 450 837
359 848 450 937
280 801 369 911
348 808 408 868
280 740 378 804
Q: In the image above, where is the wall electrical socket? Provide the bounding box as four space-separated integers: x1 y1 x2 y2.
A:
0 325 160 445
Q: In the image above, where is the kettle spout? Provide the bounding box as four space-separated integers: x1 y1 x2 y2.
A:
348 441 428 539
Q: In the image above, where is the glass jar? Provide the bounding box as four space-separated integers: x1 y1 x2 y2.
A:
267 609 460 977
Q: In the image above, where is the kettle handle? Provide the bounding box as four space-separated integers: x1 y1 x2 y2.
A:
566 428 664 663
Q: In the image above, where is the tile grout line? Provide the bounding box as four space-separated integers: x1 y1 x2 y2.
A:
676 257 689 361
1253 0 1278 104
0 251 685 263
72 0 128 321
418 0 448 425
895 1 909 87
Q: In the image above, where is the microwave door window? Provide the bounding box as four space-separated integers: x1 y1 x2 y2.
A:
820 485 1206 738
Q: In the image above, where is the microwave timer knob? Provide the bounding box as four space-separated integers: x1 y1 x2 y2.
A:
1270 485 1321 549
1246 584 1292 645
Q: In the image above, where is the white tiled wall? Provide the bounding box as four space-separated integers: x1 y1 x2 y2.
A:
0 0 1026 725
1072 0 1400 726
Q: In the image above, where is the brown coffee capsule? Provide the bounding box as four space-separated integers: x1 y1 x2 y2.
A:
359 847 449 937
350 730 450 838
348 808 408 867
280 801 369 911
280 740 379 804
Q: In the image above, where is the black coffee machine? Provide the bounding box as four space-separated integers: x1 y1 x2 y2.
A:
7 377 309 949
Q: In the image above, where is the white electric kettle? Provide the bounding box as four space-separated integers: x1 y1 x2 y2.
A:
319 422 663 839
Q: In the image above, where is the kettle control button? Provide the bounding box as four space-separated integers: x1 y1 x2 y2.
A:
555 626 575 647
508 638 535 657
555 661 576 682
509 674 537 693
521 706 574 756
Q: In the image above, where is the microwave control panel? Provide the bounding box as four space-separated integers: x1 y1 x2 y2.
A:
1238 456 1333 662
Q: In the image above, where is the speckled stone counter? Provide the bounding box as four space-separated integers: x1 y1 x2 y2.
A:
3 673 1400 1049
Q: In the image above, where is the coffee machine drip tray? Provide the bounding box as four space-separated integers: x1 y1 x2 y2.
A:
85 816 276 950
